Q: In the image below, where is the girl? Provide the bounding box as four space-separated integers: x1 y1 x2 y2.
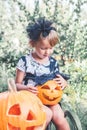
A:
15 18 70 130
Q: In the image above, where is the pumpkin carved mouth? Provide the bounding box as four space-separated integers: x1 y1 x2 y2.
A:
8 123 20 130
42 93 58 101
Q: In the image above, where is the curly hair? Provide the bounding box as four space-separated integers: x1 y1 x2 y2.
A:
26 18 59 46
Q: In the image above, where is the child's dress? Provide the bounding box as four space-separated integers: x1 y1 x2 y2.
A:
17 52 69 86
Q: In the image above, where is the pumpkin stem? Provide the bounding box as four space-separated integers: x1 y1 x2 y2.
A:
8 78 17 92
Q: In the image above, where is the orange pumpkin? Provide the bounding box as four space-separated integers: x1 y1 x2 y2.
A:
0 79 46 130
37 80 63 105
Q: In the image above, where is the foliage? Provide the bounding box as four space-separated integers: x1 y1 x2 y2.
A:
0 0 87 65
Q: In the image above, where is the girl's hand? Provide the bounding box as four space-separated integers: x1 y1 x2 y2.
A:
27 86 38 95
53 74 67 90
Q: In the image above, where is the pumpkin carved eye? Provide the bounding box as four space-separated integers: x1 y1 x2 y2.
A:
8 104 21 115
27 110 36 120
8 104 36 120
55 86 61 90
42 85 49 89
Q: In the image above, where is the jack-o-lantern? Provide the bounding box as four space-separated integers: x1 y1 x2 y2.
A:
37 80 63 105
0 79 46 130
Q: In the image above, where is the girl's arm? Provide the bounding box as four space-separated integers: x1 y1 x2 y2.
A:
15 69 38 94
15 69 27 90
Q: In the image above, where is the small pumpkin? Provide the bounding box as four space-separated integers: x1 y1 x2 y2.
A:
0 79 46 130
37 80 63 105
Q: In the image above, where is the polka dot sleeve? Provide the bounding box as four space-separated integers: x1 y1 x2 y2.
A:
16 56 26 72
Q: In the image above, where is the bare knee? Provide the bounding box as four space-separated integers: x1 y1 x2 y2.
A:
50 104 64 123
52 109 65 126
46 107 53 125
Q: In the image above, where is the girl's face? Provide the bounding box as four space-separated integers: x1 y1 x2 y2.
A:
34 38 54 59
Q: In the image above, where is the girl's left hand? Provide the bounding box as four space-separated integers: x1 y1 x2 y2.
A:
53 74 67 90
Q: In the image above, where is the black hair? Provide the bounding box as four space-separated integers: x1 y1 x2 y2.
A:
26 17 56 41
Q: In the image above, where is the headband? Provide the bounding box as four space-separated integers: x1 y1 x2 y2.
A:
26 18 56 41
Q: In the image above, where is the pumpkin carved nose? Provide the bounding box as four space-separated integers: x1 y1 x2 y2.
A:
51 90 54 93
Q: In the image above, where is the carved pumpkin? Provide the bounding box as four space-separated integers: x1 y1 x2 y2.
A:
37 80 63 105
0 79 46 130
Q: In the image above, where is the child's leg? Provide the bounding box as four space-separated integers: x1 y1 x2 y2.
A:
50 104 70 130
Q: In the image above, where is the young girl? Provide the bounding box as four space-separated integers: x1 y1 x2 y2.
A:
15 18 70 130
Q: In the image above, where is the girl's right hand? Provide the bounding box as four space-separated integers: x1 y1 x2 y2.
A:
27 86 38 95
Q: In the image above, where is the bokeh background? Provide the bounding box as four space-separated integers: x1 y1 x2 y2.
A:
0 0 87 129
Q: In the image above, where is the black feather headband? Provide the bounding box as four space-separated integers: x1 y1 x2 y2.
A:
26 18 56 41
